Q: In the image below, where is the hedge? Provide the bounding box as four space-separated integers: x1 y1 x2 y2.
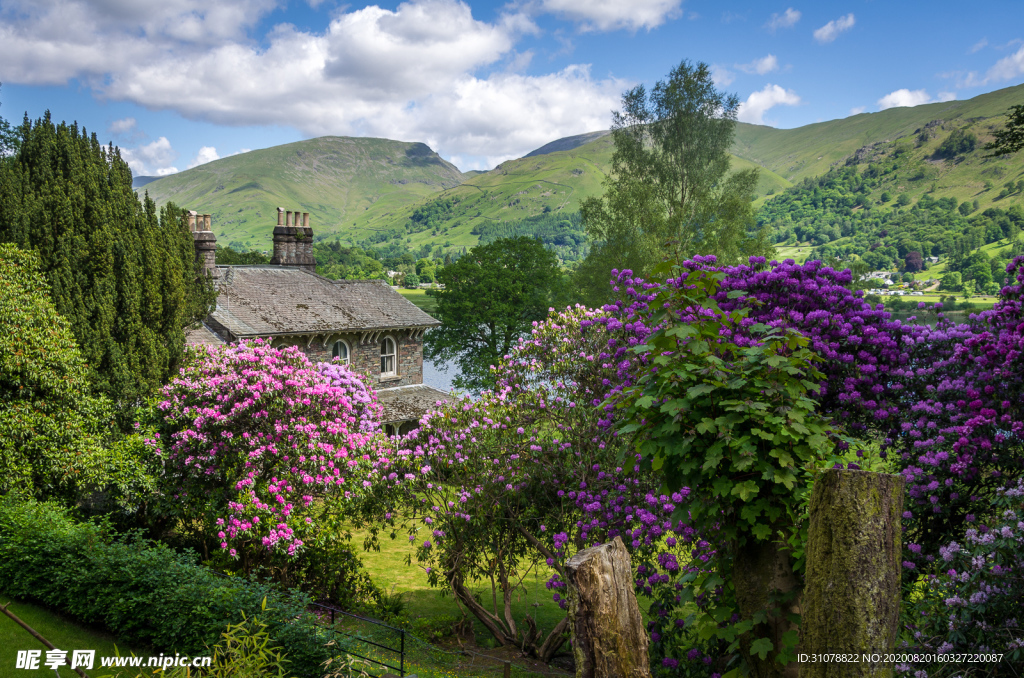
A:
0 499 332 676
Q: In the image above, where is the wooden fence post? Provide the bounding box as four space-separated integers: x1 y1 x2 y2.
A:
565 536 651 678
802 469 905 677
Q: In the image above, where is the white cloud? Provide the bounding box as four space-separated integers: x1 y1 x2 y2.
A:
539 0 683 32
944 45 1024 89
877 88 932 110
766 8 800 32
737 84 801 124
938 91 957 102
188 146 221 168
985 45 1024 83
0 0 629 164
710 64 735 86
813 13 854 44
121 136 179 176
969 38 988 54
850 106 866 115
108 117 137 135
737 54 778 75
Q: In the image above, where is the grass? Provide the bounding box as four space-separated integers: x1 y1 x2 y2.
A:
0 594 145 678
351 521 565 640
397 288 439 315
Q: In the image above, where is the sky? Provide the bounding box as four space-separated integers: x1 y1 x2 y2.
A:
1 0 1022 175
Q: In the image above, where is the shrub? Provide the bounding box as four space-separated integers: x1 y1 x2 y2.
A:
0 243 155 507
153 340 394 563
898 478 1024 677
0 499 332 677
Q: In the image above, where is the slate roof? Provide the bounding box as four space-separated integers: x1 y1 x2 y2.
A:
376 384 451 423
210 266 440 338
185 323 226 347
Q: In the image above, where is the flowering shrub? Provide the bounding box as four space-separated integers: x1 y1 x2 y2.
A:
898 478 1024 677
378 305 701 661
156 340 393 562
606 261 841 674
595 255 1024 674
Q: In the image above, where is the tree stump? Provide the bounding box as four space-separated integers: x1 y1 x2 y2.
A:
565 536 651 678
802 469 905 677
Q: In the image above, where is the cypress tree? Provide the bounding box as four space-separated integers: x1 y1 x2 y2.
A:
0 112 214 411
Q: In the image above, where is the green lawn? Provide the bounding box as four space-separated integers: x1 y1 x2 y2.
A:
0 595 145 678
397 288 439 315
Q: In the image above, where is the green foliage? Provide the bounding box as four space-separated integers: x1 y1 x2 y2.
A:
934 128 977 159
403 273 421 288
425 236 560 392
474 211 589 264
985 104 1024 157
0 499 331 676
0 244 136 503
99 612 294 678
575 60 770 305
939 270 963 291
760 160 1024 271
618 264 836 548
313 239 386 280
0 113 215 412
215 244 270 265
409 196 457 232
615 263 838 671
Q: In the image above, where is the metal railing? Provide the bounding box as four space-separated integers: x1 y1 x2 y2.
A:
309 601 406 677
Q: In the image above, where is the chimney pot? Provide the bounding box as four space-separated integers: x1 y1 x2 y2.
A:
303 212 310 228
277 207 285 226
204 214 211 230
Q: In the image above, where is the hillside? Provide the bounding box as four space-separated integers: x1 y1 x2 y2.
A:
141 83 1023 264
756 110 1024 292
732 82 1024 183
345 133 791 260
141 136 464 251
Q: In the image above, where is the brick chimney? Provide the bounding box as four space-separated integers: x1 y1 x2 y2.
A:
190 210 219 279
271 207 316 272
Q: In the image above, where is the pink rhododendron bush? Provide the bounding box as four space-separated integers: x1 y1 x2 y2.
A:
154 340 398 568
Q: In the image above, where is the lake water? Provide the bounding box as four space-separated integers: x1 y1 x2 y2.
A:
423 358 458 393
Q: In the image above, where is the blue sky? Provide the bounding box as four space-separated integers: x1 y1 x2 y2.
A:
1 0 1022 174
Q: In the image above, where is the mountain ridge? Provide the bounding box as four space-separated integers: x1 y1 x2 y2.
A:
139 82 1024 259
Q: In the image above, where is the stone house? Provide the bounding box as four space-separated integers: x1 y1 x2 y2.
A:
186 208 447 434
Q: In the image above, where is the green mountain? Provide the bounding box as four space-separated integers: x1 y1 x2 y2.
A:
345 133 792 260
141 136 464 252
732 83 1024 183
142 82 1024 264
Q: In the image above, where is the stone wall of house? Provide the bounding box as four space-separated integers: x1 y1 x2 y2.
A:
275 332 424 388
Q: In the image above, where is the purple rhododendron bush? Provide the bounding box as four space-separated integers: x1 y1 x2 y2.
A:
372 255 1024 677
152 340 408 575
602 256 1024 676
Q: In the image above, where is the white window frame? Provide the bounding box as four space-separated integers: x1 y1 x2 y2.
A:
331 339 350 365
380 336 397 377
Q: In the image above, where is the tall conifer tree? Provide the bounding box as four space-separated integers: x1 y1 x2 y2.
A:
0 112 214 411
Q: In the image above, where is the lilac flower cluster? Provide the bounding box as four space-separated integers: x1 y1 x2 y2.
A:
898 478 1024 675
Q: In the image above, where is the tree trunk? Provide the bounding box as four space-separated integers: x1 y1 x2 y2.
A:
565 536 651 678
801 469 905 678
732 530 802 678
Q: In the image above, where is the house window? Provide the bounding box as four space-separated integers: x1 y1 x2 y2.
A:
332 340 350 365
381 336 397 376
